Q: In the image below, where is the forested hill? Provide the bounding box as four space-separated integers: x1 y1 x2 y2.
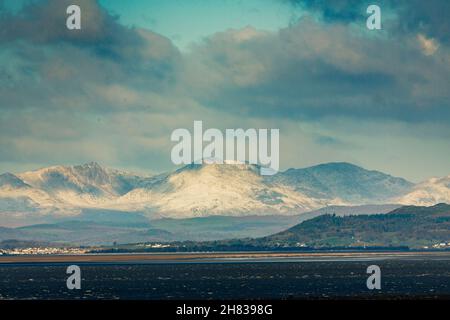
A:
261 203 450 248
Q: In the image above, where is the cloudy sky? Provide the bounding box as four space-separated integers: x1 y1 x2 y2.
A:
0 0 449 182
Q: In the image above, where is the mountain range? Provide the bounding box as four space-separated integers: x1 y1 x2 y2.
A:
0 161 448 228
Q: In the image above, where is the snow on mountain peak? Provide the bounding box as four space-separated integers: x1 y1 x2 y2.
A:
1 161 449 220
14 162 151 207
271 162 413 203
397 175 450 206
0 173 30 189
117 160 327 218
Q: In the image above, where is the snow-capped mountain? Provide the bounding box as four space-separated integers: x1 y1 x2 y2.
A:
115 163 339 218
0 161 448 223
270 162 414 203
0 173 30 189
397 175 450 206
0 163 151 225
0 172 69 227
16 162 149 206
0 172 62 209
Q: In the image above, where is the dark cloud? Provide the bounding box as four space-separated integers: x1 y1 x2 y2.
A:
184 20 450 122
0 0 180 70
0 0 130 45
286 0 450 43
0 0 181 113
397 0 450 43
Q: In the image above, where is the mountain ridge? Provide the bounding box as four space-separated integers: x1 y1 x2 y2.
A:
1 161 448 223
271 162 413 203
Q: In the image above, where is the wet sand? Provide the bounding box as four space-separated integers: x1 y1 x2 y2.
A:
1 251 449 264
1 252 450 299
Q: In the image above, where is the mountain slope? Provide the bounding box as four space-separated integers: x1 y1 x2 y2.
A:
397 175 450 206
261 203 450 248
2 161 449 223
0 173 63 214
271 162 413 203
17 162 150 206
0 163 150 226
0 173 30 189
116 163 333 218
0 204 404 245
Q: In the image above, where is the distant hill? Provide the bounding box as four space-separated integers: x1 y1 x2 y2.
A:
95 204 450 252
261 203 450 248
0 239 59 249
0 205 398 246
296 204 401 218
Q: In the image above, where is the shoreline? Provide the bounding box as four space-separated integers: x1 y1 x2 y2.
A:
1 250 450 264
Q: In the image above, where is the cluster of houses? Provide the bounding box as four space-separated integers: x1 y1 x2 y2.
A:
0 247 88 255
423 242 450 249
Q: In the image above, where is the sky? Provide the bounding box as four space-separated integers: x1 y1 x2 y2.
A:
98 0 303 50
0 0 449 182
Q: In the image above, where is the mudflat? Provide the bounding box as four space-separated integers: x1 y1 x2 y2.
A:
1 251 450 264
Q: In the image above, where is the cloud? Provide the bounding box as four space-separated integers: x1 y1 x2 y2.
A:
0 0 141 47
0 0 449 180
285 0 450 44
315 135 349 147
417 34 439 56
0 0 182 115
184 18 450 123
0 0 184 170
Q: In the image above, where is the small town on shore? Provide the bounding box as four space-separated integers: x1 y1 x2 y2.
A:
1 241 450 256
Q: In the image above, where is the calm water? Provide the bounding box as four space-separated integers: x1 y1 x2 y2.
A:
1 257 450 299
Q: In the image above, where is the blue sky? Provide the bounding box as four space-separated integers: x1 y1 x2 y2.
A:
0 0 449 181
99 0 303 50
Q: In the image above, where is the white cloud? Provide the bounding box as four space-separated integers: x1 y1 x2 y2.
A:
417 34 439 56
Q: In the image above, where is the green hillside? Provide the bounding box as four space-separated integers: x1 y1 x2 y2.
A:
261 203 450 248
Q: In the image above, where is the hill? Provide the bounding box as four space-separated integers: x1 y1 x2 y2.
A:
95 204 450 252
261 203 450 248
